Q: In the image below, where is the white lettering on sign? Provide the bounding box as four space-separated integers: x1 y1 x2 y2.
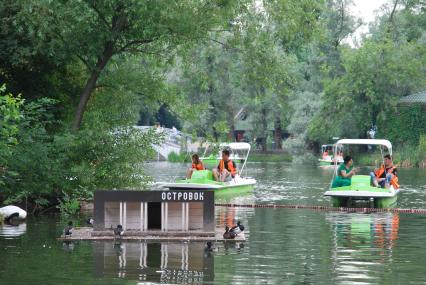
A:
161 192 205 201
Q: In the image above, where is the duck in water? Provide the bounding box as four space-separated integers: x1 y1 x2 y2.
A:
204 241 218 252
230 221 245 235
223 225 236 239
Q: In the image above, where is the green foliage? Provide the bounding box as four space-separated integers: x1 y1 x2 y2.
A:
1 0 426 219
0 84 162 212
1 94 62 209
356 153 385 167
249 153 292 163
417 134 426 165
167 152 190 163
378 106 426 147
393 145 419 168
0 84 24 171
57 193 81 216
14 0 248 128
307 1 426 147
284 91 321 158
263 0 325 54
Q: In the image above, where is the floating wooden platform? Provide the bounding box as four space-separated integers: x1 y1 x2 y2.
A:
58 227 246 242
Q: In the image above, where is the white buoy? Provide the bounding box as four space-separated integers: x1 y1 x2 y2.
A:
0 205 27 221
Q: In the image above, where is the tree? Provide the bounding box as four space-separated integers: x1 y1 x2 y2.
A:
170 33 246 141
13 0 247 130
308 0 426 143
238 28 295 151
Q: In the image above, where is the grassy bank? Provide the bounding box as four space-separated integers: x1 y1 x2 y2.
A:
350 144 426 168
167 151 292 163
167 152 191 163
246 152 293 163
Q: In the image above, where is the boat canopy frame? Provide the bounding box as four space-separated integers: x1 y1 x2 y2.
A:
334 139 392 155
201 142 251 175
330 139 393 186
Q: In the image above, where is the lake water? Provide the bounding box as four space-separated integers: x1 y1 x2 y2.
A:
1 162 426 284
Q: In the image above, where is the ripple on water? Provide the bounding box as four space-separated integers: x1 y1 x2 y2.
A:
1 162 426 284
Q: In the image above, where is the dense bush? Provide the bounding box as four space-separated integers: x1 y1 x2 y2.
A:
0 85 162 214
378 106 426 147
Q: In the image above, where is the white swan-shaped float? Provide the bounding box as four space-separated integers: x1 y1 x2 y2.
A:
0 205 27 222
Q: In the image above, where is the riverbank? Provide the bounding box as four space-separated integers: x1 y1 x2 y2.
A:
356 152 426 168
166 151 293 163
249 152 292 163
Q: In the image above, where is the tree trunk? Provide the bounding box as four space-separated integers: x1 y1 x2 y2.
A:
228 123 235 141
274 116 282 150
261 107 267 152
72 42 114 130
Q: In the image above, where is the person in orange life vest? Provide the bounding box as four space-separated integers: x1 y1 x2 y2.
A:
186 154 204 179
213 149 237 182
370 154 399 189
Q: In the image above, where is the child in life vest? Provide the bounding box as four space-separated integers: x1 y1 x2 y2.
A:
186 154 204 179
370 154 399 189
213 149 237 182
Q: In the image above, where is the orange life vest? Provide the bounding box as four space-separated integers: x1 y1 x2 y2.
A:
375 165 399 189
218 159 236 177
191 162 204 171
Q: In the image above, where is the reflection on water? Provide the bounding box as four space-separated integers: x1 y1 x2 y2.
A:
0 223 26 238
1 162 426 284
326 212 400 284
94 241 214 283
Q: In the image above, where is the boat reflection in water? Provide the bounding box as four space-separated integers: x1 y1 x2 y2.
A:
0 223 27 238
326 212 400 283
94 241 214 283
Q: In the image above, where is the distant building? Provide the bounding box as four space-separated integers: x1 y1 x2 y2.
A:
398 90 426 105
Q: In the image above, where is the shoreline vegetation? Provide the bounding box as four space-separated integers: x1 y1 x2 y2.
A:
167 151 293 163
168 143 426 168
1 1 425 215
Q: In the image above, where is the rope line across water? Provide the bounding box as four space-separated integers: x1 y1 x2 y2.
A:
214 203 426 215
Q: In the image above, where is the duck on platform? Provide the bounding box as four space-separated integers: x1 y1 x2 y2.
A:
86 218 94 226
113 224 124 238
64 221 73 237
230 221 245 236
223 225 236 239
0 205 27 224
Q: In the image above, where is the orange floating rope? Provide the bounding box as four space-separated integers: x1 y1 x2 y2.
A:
214 203 426 214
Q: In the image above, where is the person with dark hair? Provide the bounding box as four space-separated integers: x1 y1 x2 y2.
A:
186 153 204 179
213 149 237 182
370 154 399 189
332 156 358 188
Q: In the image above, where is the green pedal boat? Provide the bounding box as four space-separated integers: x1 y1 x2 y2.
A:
318 144 344 166
200 142 249 168
324 139 400 208
162 142 256 196
161 169 256 194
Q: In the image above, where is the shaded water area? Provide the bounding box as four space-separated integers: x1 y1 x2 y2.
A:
1 162 426 284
